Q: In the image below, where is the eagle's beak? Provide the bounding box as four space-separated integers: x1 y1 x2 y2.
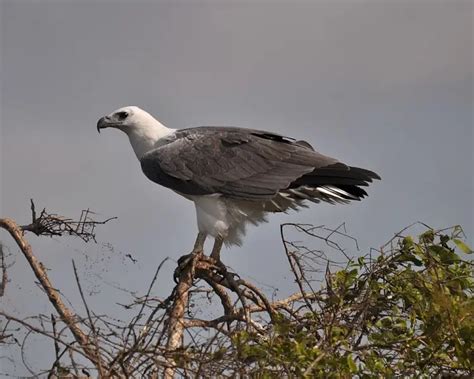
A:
97 116 110 134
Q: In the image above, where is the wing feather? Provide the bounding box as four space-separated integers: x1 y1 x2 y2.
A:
140 127 379 200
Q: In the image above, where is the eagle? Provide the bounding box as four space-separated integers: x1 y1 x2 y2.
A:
97 106 380 261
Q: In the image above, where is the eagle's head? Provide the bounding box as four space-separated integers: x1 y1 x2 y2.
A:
96 106 158 134
97 105 174 159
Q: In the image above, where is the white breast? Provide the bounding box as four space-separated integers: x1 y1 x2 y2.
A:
192 195 230 239
190 194 273 247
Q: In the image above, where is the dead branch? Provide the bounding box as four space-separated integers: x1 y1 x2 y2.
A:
20 199 116 242
72 260 104 376
0 243 8 297
0 311 89 360
0 218 105 372
0 202 115 375
163 252 201 378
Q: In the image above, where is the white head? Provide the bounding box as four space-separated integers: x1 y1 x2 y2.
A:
97 106 174 159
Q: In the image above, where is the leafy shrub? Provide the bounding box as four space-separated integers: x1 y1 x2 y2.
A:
232 226 473 378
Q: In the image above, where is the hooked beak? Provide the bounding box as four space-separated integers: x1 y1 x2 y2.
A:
97 117 107 133
96 116 117 134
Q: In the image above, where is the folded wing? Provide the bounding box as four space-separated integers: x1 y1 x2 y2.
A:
140 127 380 202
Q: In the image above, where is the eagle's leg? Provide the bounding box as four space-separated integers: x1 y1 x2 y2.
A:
193 232 207 253
210 237 224 261
175 232 207 282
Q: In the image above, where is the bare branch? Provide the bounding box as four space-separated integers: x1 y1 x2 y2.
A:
163 252 201 378
20 199 116 242
0 218 105 372
0 243 8 297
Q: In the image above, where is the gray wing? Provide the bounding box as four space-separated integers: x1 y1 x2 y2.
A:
140 127 379 200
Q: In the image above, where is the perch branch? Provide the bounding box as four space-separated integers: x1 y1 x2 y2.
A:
163 252 201 378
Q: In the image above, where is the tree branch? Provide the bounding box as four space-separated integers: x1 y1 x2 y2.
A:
0 218 105 372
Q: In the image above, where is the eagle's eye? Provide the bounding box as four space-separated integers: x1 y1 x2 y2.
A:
116 111 129 121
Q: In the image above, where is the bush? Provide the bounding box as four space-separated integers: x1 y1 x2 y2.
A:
232 225 473 378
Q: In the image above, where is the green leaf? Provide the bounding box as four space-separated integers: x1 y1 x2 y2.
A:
347 354 357 372
429 245 460 263
453 239 473 254
420 230 435 244
397 251 423 266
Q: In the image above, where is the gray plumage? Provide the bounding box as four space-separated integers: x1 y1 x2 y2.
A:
140 127 380 203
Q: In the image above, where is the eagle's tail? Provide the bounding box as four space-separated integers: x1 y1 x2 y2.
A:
280 163 380 206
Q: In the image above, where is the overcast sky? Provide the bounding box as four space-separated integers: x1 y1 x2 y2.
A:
1 1 472 375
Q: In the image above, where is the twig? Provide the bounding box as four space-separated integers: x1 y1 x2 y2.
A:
0 243 8 297
72 260 104 377
20 199 116 242
47 314 62 379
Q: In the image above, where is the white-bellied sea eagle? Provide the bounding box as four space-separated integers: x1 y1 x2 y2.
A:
97 106 380 261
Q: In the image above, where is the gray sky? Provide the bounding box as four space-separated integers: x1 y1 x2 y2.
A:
1 1 473 375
